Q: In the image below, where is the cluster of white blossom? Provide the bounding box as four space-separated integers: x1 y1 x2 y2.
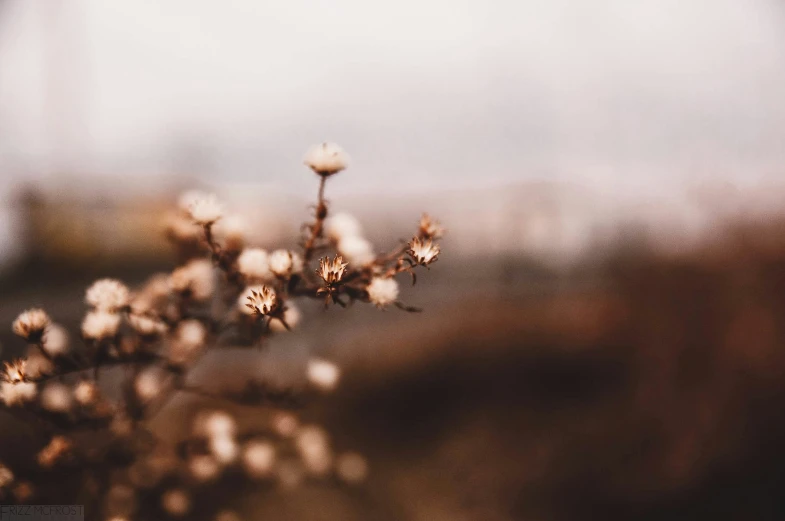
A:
0 142 442 517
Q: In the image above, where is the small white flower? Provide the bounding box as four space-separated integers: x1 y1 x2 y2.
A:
244 285 277 315
170 259 215 301
0 463 14 488
177 190 209 213
317 255 348 284
242 440 276 479
269 303 302 332
37 436 72 468
169 319 207 366
73 380 99 406
338 236 375 267
366 277 399 308
3 360 27 383
187 193 223 225
271 412 298 437
42 324 69 357
40 383 72 413
164 211 202 243
176 319 207 347
213 214 248 251
303 142 349 176
418 213 445 239
336 452 369 484
22 351 52 380
408 237 441 266
128 314 168 337
12 309 50 341
161 489 191 517
135 368 164 402
306 358 340 392
236 248 273 282
1 381 37 407
210 435 239 465
324 212 362 242
189 454 221 482
132 273 172 314
81 311 121 339
296 425 332 476
268 250 302 277
85 279 130 311
193 410 237 439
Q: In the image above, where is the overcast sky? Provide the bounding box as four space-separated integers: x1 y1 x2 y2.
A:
1 0 785 198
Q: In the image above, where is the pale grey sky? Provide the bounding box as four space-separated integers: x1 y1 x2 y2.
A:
1 0 785 197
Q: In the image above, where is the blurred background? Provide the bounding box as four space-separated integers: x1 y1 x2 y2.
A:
3 0 785 519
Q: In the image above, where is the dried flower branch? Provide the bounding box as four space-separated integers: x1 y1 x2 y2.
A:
0 142 444 518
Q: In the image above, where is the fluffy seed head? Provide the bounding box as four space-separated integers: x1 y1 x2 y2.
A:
303 142 349 176
193 410 237 439
244 286 277 315
12 309 50 341
236 248 273 282
85 279 130 311
306 358 340 392
37 436 72 468
178 190 209 213
1 381 37 406
317 255 348 284
269 250 302 277
213 214 248 251
189 454 221 482
272 412 298 437
73 380 99 406
419 213 445 239
324 212 362 241
135 369 165 402
210 435 239 465
269 303 302 332
242 440 276 478
336 452 369 484
170 259 215 301
40 383 72 413
169 319 207 366
408 237 441 266
42 324 69 357
128 314 168 337
296 425 332 476
0 463 14 488
187 193 223 225
161 489 191 517
3 360 27 383
338 236 375 267
366 277 399 308
81 311 121 339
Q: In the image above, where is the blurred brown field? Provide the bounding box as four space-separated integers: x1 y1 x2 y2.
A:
2 198 785 520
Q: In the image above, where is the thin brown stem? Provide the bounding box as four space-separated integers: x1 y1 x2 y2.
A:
303 176 328 262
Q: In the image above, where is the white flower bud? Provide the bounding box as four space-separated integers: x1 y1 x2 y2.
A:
242 440 276 479
338 236 375 267
236 248 273 282
324 212 362 242
40 383 72 413
85 279 130 311
366 277 399 308
269 303 302 332
187 194 223 225
12 309 50 340
306 358 340 392
303 142 349 176
161 489 190 517
81 311 120 339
